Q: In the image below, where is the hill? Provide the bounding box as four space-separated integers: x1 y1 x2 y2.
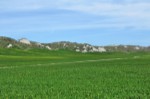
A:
0 36 149 53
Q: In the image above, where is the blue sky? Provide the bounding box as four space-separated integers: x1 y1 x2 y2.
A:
0 0 150 46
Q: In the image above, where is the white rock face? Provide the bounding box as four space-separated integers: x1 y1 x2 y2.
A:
115 46 118 49
135 47 140 50
82 49 88 53
124 46 128 48
7 44 13 48
46 46 51 50
92 47 98 52
98 47 106 52
19 38 31 45
76 49 80 52
76 48 80 52
36 42 42 46
36 43 44 47
89 47 106 52
63 43 66 47
63 43 68 48
83 45 87 49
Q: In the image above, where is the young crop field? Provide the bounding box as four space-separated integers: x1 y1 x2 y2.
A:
0 49 150 98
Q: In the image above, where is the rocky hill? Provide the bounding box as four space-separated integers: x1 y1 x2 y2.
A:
0 36 149 53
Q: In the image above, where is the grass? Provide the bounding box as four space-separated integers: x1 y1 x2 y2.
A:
0 49 150 98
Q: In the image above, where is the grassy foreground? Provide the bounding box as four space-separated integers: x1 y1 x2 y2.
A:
0 49 150 98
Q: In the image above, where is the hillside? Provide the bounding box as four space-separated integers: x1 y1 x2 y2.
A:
0 36 149 53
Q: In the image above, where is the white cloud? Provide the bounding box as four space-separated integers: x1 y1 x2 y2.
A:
1 0 150 30
61 2 150 17
59 2 150 29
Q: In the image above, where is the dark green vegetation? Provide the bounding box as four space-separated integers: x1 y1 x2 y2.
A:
0 49 150 98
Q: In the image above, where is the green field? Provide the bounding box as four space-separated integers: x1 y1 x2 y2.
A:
0 49 150 98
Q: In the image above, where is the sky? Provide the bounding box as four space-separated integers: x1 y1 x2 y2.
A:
0 0 150 46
